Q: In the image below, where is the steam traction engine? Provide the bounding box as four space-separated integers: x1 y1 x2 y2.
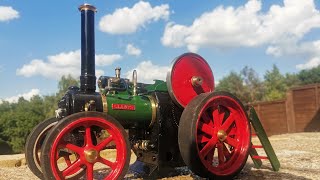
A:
25 4 251 180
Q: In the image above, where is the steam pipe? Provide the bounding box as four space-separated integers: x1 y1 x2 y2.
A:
79 4 97 93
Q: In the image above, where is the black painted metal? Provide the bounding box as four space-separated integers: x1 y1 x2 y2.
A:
80 7 96 92
130 92 185 177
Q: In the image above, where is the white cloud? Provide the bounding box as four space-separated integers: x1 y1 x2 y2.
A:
0 6 19 22
126 44 141 56
99 1 170 34
266 40 320 70
125 61 169 83
0 89 40 103
161 0 320 52
296 57 320 70
266 39 320 57
96 54 122 66
16 50 122 79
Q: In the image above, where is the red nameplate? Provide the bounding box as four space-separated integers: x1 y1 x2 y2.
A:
112 104 136 111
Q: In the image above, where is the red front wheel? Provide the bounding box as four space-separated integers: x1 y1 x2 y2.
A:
40 112 130 180
178 91 251 179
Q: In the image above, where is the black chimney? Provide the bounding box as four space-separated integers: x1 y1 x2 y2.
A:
79 4 97 93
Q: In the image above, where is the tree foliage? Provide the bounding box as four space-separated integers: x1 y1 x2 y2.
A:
0 75 79 153
216 66 264 103
298 66 320 85
263 65 288 101
215 71 247 102
57 75 79 98
216 64 320 103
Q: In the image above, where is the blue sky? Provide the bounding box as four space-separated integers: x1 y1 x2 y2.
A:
1 0 320 102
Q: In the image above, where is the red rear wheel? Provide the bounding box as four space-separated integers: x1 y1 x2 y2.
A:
41 112 130 180
178 91 251 179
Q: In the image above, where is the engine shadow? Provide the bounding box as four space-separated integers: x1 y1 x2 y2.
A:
235 163 312 180
304 109 320 132
125 163 312 180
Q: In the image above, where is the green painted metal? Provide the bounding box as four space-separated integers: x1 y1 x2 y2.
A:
249 106 281 171
249 142 262 169
145 80 168 92
106 94 152 128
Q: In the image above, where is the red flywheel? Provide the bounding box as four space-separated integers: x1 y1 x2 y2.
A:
167 53 214 108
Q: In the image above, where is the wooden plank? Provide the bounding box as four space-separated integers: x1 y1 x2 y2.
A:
292 87 317 133
318 85 320 108
256 102 287 135
251 84 320 135
286 90 295 133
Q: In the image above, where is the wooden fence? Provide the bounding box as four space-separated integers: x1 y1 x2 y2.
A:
251 84 320 136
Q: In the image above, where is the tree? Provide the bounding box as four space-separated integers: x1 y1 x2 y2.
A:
57 74 79 98
0 97 46 152
216 71 250 103
263 65 287 101
216 67 264 104
0 74 80 153
284 73 301 88
241 66 264 102
298 66 320 85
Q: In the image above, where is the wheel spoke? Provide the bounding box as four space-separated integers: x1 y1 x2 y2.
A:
225 137 238 148
200 136 218 157
201 112 214 126
65 143 82 154
85 126 93 146
222 143 231 160
220 113 235 132
97 135 113 151
86 163 94 180
63 156 72 166
62 159 82 177
198 121 215 136
212 108 224 127
197 134 210 143
217 143 225 165
228 127 237 136
207 148 215 165
98 157 115 169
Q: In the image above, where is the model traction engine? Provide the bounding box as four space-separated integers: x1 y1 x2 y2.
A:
25 4 251 180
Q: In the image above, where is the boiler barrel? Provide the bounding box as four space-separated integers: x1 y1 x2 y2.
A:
103 95 154 129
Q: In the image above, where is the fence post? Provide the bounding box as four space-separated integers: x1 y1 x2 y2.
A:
285 90 295 133
316 85 319 110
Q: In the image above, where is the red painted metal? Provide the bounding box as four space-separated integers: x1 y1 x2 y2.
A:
49 117 128 180
167 53 214 107
252 145 263 149
195 95 250 176
252 156 269 160
112 104 136 111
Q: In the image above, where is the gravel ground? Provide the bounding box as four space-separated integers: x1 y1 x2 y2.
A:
0 132 319 180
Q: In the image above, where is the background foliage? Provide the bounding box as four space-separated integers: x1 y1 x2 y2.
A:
216 65 320 103
0 66 320 154
0 75 78 154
